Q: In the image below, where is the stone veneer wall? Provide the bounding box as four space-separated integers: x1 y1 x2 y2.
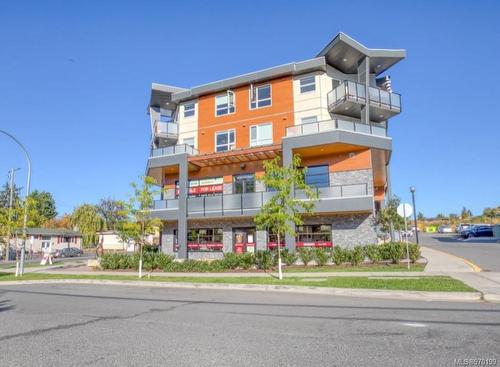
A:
329 169 374 195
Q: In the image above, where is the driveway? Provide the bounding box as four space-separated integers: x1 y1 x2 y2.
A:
0 284 499 366
417 232 500 271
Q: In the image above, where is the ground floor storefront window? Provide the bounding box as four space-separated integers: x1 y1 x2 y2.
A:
296 225 332 248
233 227 255 253
267 232 285 250
174 228 223 252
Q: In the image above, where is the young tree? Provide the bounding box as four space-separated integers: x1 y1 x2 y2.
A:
71 204 103 247
96 198 127 231
117 176 163 278
417 212 425 221
377 196 405 235
254 155 316 280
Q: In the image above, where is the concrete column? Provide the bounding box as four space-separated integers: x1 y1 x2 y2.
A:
223 225 233 253
161 225 175 255
358 56 370 124
282 145 296 252
256 229 267 251
177 157 188 259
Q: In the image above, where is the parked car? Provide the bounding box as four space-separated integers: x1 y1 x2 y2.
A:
461 225 494 239
438 225 453 233
456 223 471 235
54 247 83 258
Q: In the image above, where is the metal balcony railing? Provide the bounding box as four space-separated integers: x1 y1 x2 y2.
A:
154 121 179 137
327 80 401 112
286 119 387 138
152 183 370 215
150 143 199 158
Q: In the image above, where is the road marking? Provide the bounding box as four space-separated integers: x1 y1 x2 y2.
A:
402 322 426 328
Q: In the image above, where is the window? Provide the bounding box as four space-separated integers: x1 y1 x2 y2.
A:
301 116 317 124
233 174 255 194
183 137 195 147
304 165 329 188
159 107 173 122
250 123 273 147
184 103 195 118
300 76 316 93
296 225 332 243
215 129 235 152
215 91 235 116
250 84 271 109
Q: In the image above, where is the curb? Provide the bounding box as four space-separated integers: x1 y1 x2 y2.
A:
422 246 482 273
483 293 500 303
0 279 483 303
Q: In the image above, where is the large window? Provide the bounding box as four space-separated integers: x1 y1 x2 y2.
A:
305 165 329 188
187 228 223 252
250 84 271 109
215 91 235 116
296 225 332 244
300 76 316 93
233 174 255 194
215 129 235 152
250 123 273 147
184 102 195 118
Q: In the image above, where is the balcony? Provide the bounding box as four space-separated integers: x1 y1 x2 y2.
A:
153 121 178 145
286 119 387 138
151 183 373 219
327 81 401 122
150 143 199 158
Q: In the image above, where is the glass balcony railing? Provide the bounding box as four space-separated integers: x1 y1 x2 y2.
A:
154 121 179 137
286 119 387 137
150 143 199 158
327 80 401 111
152 183 370 215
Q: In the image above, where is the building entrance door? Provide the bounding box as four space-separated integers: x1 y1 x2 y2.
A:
233 228 256 253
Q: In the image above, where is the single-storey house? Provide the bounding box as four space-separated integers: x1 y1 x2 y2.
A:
13 228 83 253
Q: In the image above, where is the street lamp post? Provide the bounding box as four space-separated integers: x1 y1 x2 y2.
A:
0 130 31 276
410 186 419 244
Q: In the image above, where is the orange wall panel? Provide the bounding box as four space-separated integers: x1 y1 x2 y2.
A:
197 76 294 154
300 149 372 172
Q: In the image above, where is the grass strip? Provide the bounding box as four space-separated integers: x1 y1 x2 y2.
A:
0 272 474 292
284 263 425 273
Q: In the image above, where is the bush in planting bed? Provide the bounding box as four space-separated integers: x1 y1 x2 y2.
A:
313 248 330 266
363 245 381 264
331 247 348 266
298 248 314 266
281 249 298 266
348 246 365 266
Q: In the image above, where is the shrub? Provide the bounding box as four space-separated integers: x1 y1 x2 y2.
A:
221 253 241 269
298 248 314 266
380 242 404 264
313 248 329 266
238 253 255 270
408 244 421 263
255 250 273 270
281 249 298 266
332 247 347 266
363 245 381 264
348 246 365 266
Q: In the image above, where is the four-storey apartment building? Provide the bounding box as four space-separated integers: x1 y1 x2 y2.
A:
146 33 405 259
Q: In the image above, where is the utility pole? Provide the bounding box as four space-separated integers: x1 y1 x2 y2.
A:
6 168 20 262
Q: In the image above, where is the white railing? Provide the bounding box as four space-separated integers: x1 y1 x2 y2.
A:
286 119 387 137
154 121 179 136
327 80 401 111
150 143 199 158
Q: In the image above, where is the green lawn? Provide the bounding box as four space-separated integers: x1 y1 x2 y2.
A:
0 272 474 292
284 263 425 273
0 261 62 270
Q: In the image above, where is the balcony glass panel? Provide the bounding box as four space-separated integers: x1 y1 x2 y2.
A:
372 125 386 137
287 125 301 137
242 192 261 209
205 196 223 212
302 122 319 135
342 184 367 196
354 122 371 134
187 197 204 213
337 119 355 132
318 120 335 132
391 94 401 109
379 90 391 106
368 87 379 103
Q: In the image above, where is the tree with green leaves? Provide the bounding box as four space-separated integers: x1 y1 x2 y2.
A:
117 176 163 278
0 181 22 209
254 155 316 280
377 196 405 236
461 207 472 220
417 212 425 221
71 204 103 247
29 190 57 222
482 207 498 224
96 198 127 231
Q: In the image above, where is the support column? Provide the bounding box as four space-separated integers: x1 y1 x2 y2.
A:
358 56 370 125
177 157 188 259
282 145 296 252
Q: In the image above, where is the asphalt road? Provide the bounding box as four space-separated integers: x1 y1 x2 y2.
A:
0 284 499 367
417 232 500 271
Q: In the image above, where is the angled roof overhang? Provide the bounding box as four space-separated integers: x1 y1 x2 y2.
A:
317 32 406 75
149 83 187 110
170 57 327 103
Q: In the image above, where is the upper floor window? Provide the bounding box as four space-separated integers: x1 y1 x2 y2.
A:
250 123 273 147
304 165 329 188
300 76 316 93
215 129 235 152
301 116 317 124
215 91 235 116
184 103 195 118
250 84 271 109
183 137 195 148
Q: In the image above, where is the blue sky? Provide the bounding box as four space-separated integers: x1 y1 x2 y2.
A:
0 0 498 217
